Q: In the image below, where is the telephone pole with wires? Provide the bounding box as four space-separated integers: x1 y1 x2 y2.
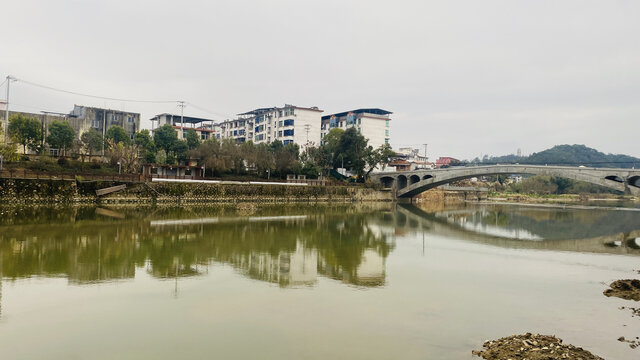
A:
177 101 186 138
3 75 14 144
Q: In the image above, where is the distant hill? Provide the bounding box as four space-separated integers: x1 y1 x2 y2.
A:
475 145 640 168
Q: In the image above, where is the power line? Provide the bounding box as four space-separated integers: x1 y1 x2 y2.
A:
186 102 232 119
14 77 179 104
12 76 234 120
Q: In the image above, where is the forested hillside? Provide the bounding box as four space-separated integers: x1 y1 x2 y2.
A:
474 145 640 168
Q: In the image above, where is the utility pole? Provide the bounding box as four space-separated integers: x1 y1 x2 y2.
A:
304 124 311 149
3 75 12 144
422 143 428 159
178 101 186 139
101 110 106 160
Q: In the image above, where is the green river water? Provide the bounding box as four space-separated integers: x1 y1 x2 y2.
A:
0 203 639 359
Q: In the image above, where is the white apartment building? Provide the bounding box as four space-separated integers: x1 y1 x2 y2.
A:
218 105 323 151
320 108 391 149
150 113 220 141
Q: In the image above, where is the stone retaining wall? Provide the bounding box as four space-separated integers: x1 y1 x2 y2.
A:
0 178 393 204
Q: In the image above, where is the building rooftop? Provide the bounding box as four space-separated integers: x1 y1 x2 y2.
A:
321 108 392 120
150 113 217 125
238 105 322 116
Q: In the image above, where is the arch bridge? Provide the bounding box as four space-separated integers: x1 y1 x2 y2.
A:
370 165 640 198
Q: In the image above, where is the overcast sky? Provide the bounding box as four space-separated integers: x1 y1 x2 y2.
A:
2 0 639 160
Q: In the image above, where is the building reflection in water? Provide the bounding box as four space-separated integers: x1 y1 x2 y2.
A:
0 206 396 294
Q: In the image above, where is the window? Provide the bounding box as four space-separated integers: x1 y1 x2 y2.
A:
346 114 356 125
128 116 134 123
278 120 283 127
91 120 101 128
283 119 294 126
385 130 389 136
278 130 282 137
385 138 389 144
283 140 293 145
386 120 390 127
283 129 294 136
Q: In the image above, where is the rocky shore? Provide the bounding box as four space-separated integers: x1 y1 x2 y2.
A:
604 279 640 301
472 333 604 359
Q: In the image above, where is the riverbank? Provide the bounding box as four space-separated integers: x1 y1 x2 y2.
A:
0 178 393 204
488 191 638 205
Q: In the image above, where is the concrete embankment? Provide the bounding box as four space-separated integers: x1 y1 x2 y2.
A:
0 178 393 204
412 186 488 204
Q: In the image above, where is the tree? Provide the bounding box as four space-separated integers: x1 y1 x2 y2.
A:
80 129 104 157
46 121 76 155
171 140 189 164
337 127 368 176
8 114 42 153
105 138 140 173
153 124 178 156
365 144 395 178
105 125 130 145
185 128 201 150
134 130 156 164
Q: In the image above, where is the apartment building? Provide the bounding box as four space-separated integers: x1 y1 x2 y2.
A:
70 105 140 141
320 108 391 149
150 113 219 141
219 105 323 151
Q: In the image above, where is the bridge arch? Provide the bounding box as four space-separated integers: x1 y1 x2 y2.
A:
380 176 395 188
409 175 420 185
629 176 640 188
422 175 433 180
397 175 407 189
605 175 624 183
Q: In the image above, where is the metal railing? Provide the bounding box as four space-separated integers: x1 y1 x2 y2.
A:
0 169 143 182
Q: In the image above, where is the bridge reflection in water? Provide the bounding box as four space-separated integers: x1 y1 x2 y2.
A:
395 203 640 255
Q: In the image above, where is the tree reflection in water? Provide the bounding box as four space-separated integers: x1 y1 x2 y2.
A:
0 205 396 289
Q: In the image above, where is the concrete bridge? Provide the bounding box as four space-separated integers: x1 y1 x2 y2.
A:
370 165 640 198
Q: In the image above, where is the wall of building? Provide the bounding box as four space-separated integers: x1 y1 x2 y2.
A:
70 105 140 141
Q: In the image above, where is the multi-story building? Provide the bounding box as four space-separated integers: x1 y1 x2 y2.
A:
218 104 323 151
320 108 391 149
69 105 141 141
149 113 220 141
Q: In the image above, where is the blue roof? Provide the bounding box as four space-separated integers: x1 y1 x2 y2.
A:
321 108 391 120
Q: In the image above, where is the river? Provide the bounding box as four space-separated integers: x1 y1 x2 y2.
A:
0 203 639 359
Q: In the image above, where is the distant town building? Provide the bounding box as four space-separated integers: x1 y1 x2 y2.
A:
321 108 391 149
150 113 219 141
219 105 323 151
69 105 140 141
436 157 460 168
395 147 433 169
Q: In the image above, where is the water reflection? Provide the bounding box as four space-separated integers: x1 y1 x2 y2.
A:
402 203 640 255
0 205 395 289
